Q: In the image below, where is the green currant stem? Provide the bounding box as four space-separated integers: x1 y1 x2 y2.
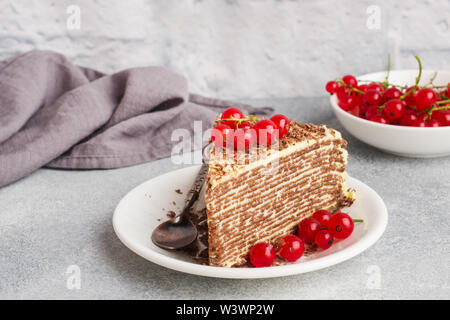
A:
435 99 450 105
383 53 391 86
353 219 364 223
220 115 260 128
378 103 387 112
337 80 365 94
399 56 423 100
414 55 423 88
358 79 406 89
430 104 450 113
350 87 365 94
421 103 450 119
424 72 438 87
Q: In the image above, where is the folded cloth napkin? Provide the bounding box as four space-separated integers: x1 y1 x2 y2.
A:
0 50 273 187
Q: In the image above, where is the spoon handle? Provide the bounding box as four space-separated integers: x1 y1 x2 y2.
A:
182 162 208 214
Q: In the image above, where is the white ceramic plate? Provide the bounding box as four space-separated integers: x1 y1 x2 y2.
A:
330 70 450 158
113 165 388 279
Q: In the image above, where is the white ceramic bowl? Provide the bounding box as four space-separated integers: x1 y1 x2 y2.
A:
330 70 450 158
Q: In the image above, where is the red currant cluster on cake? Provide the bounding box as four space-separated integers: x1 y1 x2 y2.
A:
211 107 290 150
249 210 363 267
326 57 450 127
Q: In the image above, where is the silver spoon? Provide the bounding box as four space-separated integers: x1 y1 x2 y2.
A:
151 144 212 250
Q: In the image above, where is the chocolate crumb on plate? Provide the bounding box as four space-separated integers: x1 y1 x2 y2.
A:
167 210 176 219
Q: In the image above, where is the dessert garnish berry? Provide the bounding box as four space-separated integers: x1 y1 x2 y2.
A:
253 119 279 146
248 210 364 266
297 218 322 244
270 114 290 138
315 230 334 249
211 123 233 147
220 107 244 128
249 242 276 267
278 235 305 262
327 55 450 126
328 212 359 240
213 107 292 149
233 128 256 150
312 209 332 228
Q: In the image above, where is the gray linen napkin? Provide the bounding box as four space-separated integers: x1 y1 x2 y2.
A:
0 50 273 187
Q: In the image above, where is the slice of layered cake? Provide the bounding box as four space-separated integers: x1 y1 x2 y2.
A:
202 120 354 267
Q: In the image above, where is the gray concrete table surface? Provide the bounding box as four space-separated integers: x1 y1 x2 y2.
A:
0 96 449 299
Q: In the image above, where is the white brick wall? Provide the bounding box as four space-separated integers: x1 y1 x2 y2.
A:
0 0 448 99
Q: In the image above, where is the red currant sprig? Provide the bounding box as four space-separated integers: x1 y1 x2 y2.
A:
327 55 450 127
248 210 364 267
212 108 291 150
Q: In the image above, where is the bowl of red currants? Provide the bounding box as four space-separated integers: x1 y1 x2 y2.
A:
327 57 450 158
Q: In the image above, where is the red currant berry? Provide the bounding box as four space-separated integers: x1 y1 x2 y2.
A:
211 124 233 147
399 113 418 126
342 75 358 88
365 105 380 119
358 84 369 92
350 95 362 108
220 107 244 128
270 114 290 138
336 86 352 100
347 104 360 117
233 128 256 150
369 114 389 124
404 87 417 106
404 106 415 115
425 119 440 127
249 243 276 267
315 230 334 250
254 119 279 146
338 94 357 111
415 88 437 112
312 210 332 228
366 83 385 94
328 212 354 239
446 85 450 98
411 119 427 127
325 81 339 94
278 235 305 262
362 89 383 106
237 121 252 129
358 104 369 119
384 87 402 101
297 218 322 244
383 99 405 120
431 110 450 126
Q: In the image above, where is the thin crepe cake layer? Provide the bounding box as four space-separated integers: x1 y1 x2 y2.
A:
204 122 354 267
